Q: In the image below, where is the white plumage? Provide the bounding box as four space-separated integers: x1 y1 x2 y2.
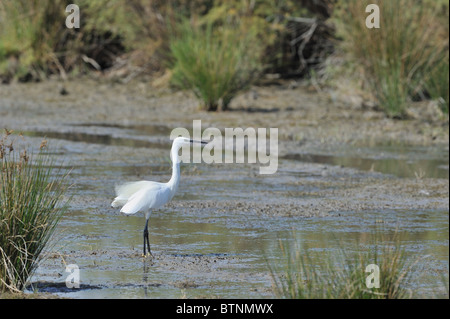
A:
111 137 207 257
112 181 172 214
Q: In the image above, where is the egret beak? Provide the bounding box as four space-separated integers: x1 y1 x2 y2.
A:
190 139 208 145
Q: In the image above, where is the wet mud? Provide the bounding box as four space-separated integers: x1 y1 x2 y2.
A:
0 78 448 298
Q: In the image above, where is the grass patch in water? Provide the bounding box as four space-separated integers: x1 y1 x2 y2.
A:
0 130 70 293
268 229 441 299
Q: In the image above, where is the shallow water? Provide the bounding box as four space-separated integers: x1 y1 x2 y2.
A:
283 144 449 179
24 125 449 298
24 125 449 179
31 206 448 298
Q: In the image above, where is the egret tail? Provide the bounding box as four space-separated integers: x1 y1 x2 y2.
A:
111 181 153 208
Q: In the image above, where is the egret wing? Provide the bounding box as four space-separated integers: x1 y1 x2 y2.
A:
120 183 164 215
111 181 154 208
115 181 153 198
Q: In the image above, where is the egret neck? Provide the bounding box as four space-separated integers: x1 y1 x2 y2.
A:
167 143 181 198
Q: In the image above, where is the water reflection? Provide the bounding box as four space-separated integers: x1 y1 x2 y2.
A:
283 150 449 179
24 130 166 150
23 127 449 180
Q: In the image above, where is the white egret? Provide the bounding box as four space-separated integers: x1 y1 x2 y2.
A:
111 137 207 257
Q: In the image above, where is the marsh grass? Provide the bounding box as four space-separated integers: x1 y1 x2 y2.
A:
336 0 449 118
425 50 449 114
169 20 263 111
0 0 71 79
0 131 70 293
269 230 421 299
0 0 129 81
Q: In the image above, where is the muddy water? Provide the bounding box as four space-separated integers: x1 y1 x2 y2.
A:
32 207 449 298
283 144 449 179
23 126 449 179
23 125 449 298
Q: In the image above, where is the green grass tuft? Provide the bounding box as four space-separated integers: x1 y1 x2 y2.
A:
268 230 427 299
169 20 263 111
336 0 449 118
0 131 70 293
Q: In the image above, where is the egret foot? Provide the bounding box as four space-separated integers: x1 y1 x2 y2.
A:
111 138 208 258
143 219 152 257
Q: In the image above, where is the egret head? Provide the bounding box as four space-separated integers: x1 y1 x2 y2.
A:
171 137 208 163
172 137 208 148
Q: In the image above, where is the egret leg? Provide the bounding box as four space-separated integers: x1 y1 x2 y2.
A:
143 218 153 257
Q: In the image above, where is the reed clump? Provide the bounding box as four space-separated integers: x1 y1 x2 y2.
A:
335 0 449 117
0 130 70 293
269 230 423 299
170 20 263 111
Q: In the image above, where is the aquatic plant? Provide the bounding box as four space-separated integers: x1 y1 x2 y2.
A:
269 230 421 299
0 130 70 293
